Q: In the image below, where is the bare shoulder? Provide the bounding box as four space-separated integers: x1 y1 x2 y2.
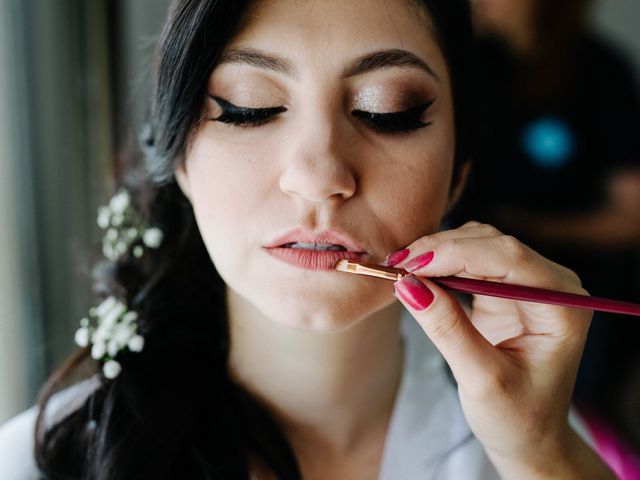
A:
0 407 40 479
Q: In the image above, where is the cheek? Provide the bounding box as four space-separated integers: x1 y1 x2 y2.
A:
364 136 455 248
392 166 451 240
184 135 272 265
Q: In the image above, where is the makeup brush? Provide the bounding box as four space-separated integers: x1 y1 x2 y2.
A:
334 260 640 317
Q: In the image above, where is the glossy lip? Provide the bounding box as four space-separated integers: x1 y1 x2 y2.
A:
263 227 369 271
265 248 367 271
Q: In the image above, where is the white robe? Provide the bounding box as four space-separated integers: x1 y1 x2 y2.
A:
0 311 593 479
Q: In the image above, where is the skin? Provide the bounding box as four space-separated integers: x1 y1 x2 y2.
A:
178 0 456 332
176 0 614 478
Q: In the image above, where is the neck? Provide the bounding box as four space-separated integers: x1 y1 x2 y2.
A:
227 288 404 457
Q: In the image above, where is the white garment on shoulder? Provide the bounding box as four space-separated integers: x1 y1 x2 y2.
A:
378 310 595 480
0 316 596 480
0 376 100 480
0 407 39 480
378 311 500 480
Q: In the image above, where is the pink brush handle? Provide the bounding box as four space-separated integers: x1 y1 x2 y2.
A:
431 276 640 317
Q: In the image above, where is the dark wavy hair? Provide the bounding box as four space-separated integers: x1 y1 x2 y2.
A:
34 1 473 478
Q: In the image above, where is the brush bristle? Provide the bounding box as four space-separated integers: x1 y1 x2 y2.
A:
334 259 354 272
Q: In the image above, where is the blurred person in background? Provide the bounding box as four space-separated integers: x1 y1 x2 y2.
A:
456 0 640 453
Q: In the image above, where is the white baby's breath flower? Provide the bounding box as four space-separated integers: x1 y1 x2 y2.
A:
127 335 144 352
115 241 128 256
106 228 118 242
142 227 163 248
97 207 111 229
100 302 126 329
96 296 117 317
92 326 108 344
74 327 90 347
127 228 138 239
109 190 130 214
122 311 138 324
107 339 120 357
111 213 124 227
91 341 106 360
114 323 134 345
113 300 127 316
102 243 116 260
79 289 143 379
102 360 122 379
133 245 144 258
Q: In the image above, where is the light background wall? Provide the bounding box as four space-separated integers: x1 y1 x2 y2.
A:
593 0 640 77
0 0 31 427
0 0 114 425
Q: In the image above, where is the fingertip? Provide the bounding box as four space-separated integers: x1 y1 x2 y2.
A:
404 250 435 273
394 275 435 311
381 248 410 267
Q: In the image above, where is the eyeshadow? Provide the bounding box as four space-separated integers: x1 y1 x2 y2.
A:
352 85 423 112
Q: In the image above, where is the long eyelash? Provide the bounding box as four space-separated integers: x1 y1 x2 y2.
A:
352 99 435 134
207 94 434 133
208 95 287 127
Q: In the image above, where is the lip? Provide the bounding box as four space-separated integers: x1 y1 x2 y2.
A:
265 248 366 271
263 227 369 271
265 227 367 252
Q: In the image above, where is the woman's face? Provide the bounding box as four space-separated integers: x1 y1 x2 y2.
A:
177 0 458 330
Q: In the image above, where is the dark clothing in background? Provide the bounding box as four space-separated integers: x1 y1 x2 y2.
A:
454 33 640 437
460 33 640 219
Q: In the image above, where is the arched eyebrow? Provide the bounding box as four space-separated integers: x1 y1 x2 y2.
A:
343 49 440 81
219 48 293 76
218 47 440 82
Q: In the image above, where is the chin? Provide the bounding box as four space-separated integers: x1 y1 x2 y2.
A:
261 301 355 332
219 253 396 331
252 281 396 332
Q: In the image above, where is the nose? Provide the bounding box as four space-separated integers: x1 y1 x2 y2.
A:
278 115 357 204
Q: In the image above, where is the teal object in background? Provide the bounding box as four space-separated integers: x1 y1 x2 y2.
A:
521 116 576 169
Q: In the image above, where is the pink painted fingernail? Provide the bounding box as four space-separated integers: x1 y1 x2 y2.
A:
394 276 434 311
381 249 410 267
405 251 435 272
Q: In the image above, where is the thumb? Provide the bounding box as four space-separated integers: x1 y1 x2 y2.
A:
394 275 501 383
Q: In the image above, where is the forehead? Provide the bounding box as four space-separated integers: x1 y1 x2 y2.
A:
226 0 448 81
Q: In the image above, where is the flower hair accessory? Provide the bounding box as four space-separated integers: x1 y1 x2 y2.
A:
74 296 144 379
97 188 163 261
74 189 159 379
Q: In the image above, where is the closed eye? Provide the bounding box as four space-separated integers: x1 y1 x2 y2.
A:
352 99 435 134
207 94 435 134
207 95 287 127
